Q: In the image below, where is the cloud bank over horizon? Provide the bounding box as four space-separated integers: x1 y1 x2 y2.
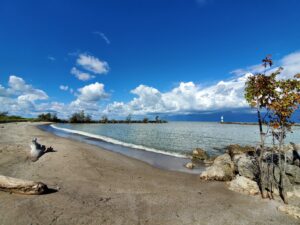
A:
1 51 300 119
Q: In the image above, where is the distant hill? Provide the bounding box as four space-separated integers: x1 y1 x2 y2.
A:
163 110 300 123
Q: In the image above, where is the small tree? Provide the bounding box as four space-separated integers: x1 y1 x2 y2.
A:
126 114 132 123
100 115 108 123
69 110 85 123
245 55 300 203
37 112 59 122
85 114 92 123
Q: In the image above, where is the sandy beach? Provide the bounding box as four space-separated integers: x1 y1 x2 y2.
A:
0 122 297 225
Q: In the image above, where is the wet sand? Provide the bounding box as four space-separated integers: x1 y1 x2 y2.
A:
0 122 297 225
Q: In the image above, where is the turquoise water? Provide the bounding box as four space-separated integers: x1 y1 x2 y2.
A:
52 122 300 158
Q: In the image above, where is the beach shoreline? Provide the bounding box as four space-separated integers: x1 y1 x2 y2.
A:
0 122 297 225
40 123 204 174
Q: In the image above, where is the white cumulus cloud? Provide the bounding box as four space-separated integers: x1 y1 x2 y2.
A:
105 74 251 116
70 67 95 81
278 51 300 79
106 51 300 116
77 82 108 102
7 75 48 100
76 53 109 75
0 75 48 115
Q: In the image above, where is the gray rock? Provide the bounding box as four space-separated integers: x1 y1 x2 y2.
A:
200 163 234 181
192 148 208 161
227 175 260 195
200 153 234 181
214 153 234 168
285 164 300 184
259 163 293 199
237 155 258 180
290 142 300 161
273 165 293 192
185 162 195 169
225 144 255 159
285 149 294 165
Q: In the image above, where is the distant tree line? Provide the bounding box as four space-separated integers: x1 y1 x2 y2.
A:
0 110 167 124
0 111 29 123
69 110 91 123
99 114 167 124
37 113 61 122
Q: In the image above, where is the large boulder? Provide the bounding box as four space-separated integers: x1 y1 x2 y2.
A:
273 165 294 192
227 175 260 195
192 148 208 161
237 155 258 180
200 164 234 181
225 144 255 159
258 163 294 199
285 164 300 184
281 143 300 165
200 153 234 181
213 153 234 168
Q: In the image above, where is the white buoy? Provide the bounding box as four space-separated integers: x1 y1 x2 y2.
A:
221 116 224 123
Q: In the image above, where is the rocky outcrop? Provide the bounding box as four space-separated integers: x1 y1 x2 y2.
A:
225 144 255 159
192 148 208 161
237 155 258 180
213 153 234 167
200 164 233 181
257 161 294 198
200 143 300 208
285 164 300 184
200 153 234 181
227 175 260 195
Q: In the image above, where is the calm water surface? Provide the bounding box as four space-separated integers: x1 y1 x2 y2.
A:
53 122 300 157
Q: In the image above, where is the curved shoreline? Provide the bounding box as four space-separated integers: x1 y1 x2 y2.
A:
50 124 187 159
39 123 204 174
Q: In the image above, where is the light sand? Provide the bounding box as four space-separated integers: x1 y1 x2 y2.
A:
0 122 297 225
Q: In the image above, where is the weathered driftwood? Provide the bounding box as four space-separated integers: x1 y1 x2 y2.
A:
30 138 54 162
0 175 48 195
30 138 45 161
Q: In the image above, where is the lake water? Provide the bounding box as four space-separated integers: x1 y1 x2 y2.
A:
52 122 300 158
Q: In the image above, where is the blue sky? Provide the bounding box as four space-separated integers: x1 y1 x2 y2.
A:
0 0 300 120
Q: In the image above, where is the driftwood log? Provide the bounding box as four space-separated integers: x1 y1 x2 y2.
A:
30 138 55 162
0 175 48 195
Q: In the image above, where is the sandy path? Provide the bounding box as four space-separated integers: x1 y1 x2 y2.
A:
0 122 297 225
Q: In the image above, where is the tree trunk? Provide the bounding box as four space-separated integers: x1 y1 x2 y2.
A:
257 108 264 144
278 126 288 204
0 175 48 195
257 107 267 198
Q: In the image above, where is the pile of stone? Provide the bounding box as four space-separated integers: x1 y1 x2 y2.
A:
199 144 300 196
185 148 217 170
193 143 300 219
